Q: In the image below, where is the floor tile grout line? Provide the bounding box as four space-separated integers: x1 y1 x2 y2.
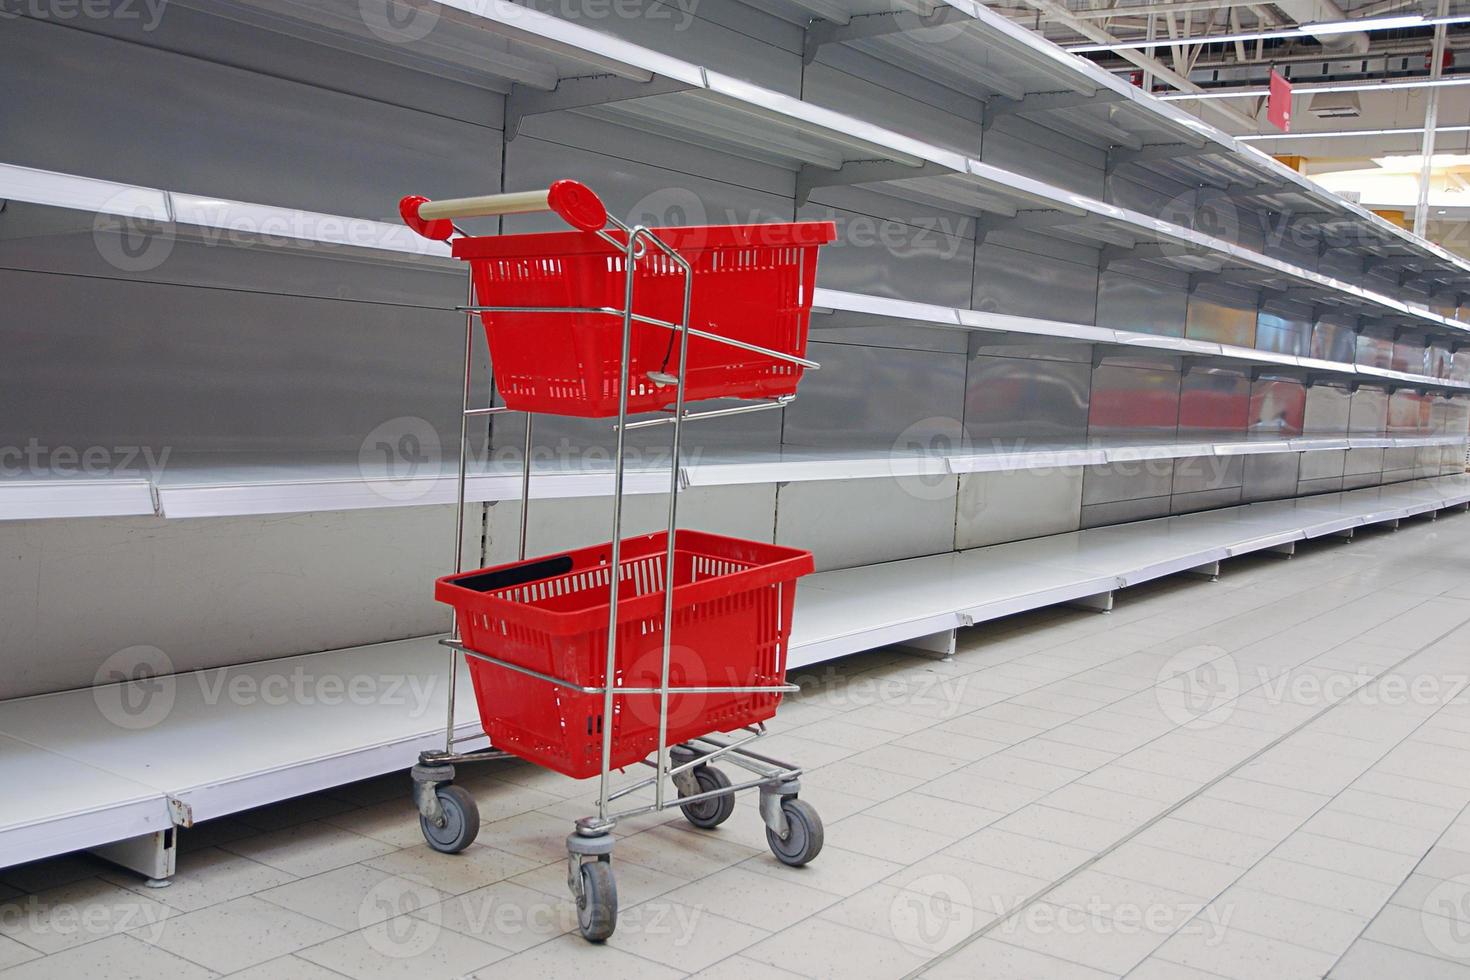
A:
1115 650 1470 977
907 611 1470 980
1322 725 1470 978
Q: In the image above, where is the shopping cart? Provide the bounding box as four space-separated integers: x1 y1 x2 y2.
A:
399 181 836 942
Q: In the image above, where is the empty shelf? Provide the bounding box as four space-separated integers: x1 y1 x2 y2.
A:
1 475 1466 870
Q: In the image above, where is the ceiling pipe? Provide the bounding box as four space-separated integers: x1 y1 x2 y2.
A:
1269 0 1372 52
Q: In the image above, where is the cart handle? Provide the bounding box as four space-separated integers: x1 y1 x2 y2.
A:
399 180 608 240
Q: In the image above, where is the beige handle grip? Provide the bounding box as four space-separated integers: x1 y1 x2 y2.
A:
416 189 552 221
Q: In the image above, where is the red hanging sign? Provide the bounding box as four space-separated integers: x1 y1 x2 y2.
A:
1267 69 1292 132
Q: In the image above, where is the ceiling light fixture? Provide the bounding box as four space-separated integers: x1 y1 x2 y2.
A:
1066 13 1466 52
1239 124 1470 140
1159 76 1470 101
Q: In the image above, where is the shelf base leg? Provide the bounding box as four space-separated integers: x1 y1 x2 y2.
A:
1265 542 1296 559
1066 590 1114 614
1186 561 1221 581
895 628 957 660
90 828 175 884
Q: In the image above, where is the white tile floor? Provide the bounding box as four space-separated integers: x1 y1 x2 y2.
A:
6 511 1470 978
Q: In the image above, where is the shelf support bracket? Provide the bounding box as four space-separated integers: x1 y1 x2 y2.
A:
975 209 1082 239
506 73 695 140
895 627 958 660
1066 590 1115 614
802 7 971 64
983 89 1123 130
1106 142 1222 175
795 159 949 207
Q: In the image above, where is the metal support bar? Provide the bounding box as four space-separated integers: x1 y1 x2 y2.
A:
802 7 972 63
464 305 819 369
621 396 793 430
442 640 799 697
794 159 949 207
506 74 694 140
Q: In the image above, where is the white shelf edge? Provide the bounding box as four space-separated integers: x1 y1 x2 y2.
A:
155 468 672 520
816 288 1470 391
0 479 157 522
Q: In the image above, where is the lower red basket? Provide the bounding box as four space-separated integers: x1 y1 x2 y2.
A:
436 530 814 779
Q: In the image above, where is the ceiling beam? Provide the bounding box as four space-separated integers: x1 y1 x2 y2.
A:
1008 0 1262 129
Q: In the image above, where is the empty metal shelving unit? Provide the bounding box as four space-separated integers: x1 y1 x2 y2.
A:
2 0 1469 878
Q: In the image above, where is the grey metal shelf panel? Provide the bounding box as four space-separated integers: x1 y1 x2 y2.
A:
790 474 1470 667
816 288 1470 393
3 475 1466 869
771 0 1470 286
13 5 1470 330
2 436 1460 523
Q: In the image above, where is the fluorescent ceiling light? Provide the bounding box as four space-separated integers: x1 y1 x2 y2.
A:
1067 13 1464 51
1374 153 1470 170
1311 14 1429 33
1240 124 1470 141
1159 77 1470 101
1070 14 1432 51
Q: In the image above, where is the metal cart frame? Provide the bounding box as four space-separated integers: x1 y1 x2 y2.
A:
399 186 826 942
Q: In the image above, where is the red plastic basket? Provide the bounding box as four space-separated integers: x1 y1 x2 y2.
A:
451 222 836 417
436 530 814 778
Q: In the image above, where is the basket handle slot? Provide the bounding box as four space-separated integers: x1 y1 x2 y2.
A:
449 554 575 593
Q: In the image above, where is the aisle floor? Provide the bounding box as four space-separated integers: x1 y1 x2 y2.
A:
4 512 1470 978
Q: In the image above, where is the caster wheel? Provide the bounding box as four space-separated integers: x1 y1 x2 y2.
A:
577 859 618 942
766 798 823 867
419 784 480 854
679 765 736 830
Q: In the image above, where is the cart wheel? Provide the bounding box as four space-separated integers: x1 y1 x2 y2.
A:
576 859 618 942
680 765 736 830
419 784 480 854
765 798 823 867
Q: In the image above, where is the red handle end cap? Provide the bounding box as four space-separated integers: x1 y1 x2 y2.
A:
398 195 454 241
547 180 608 232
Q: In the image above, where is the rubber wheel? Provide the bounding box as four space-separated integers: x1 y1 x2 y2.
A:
419 784 480 854
680 765 736 829
577 859 618 942
766 798 823 867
